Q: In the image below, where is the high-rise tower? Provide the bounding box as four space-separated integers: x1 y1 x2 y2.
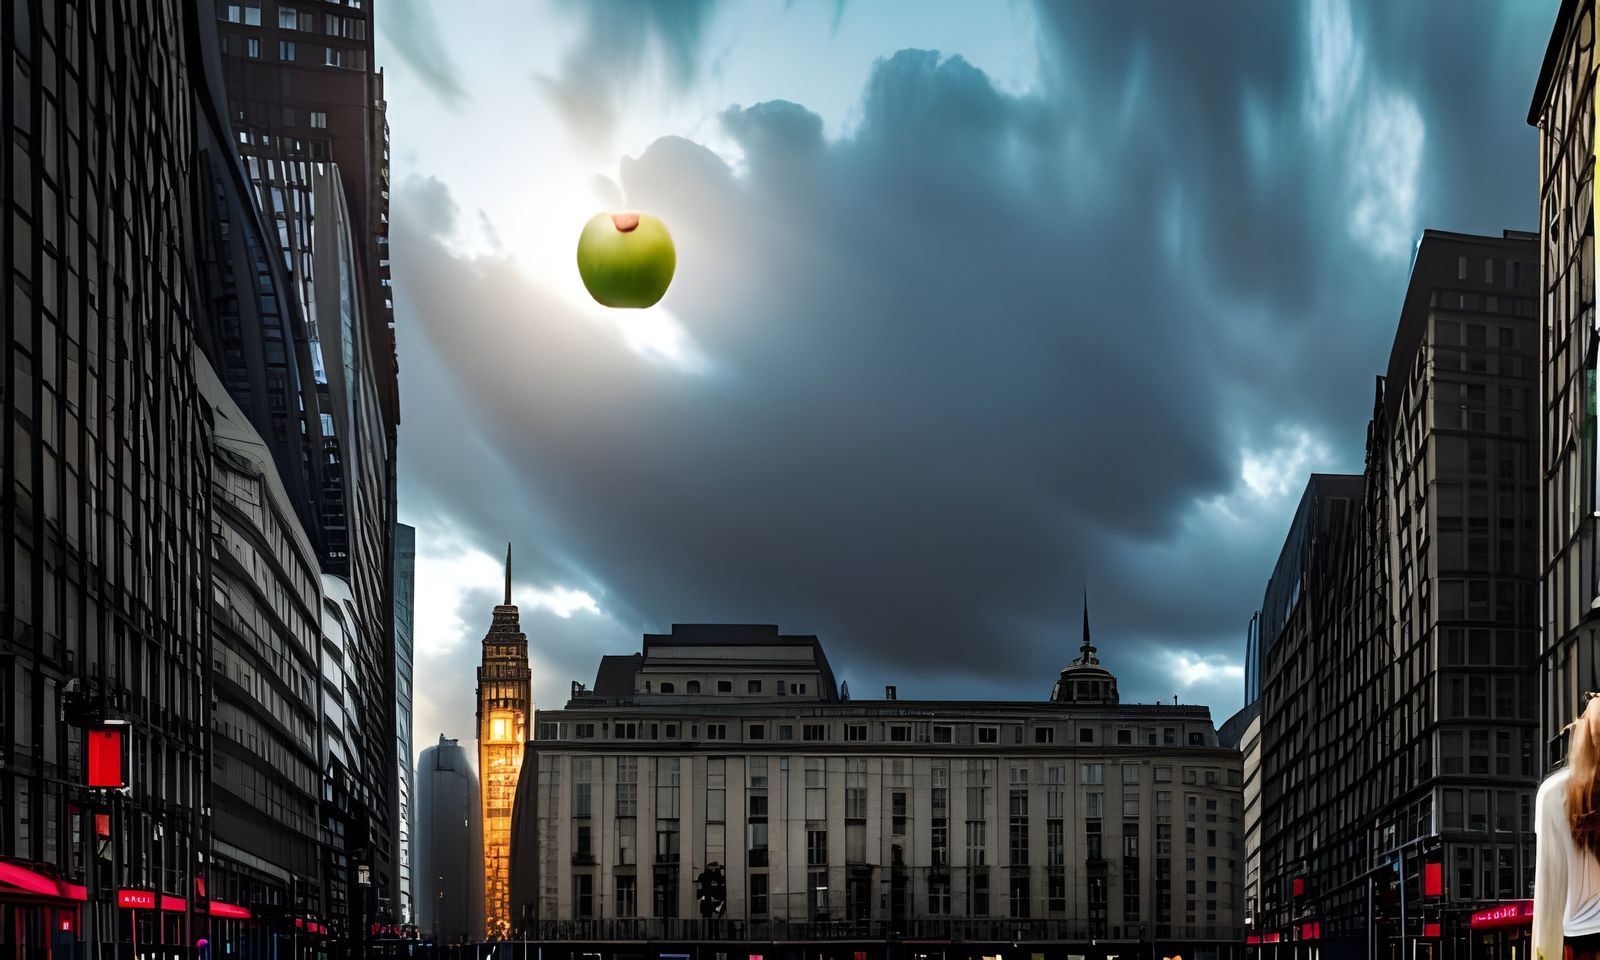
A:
477 544 533 938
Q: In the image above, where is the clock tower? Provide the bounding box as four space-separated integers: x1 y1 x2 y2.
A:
476 543 532 939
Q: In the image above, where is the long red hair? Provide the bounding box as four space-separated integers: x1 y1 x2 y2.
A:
1569 696 1600 857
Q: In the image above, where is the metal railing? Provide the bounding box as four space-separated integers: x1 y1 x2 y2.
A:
525 918 1245 943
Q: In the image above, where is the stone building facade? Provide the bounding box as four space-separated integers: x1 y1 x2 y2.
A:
509 623 1244 959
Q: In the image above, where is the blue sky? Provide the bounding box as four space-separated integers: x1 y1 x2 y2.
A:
378 0 1558 760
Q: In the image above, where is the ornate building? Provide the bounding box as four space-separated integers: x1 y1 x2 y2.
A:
509 621 1245 960
477 545 532 938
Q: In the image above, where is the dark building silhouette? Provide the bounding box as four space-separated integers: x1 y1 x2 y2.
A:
0 2 215 955
1529 0 1600 770
210 0 403 934
1255 230 1540 959
416 736 485 945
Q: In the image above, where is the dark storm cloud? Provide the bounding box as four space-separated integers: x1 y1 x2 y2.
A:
535 0 719 151
394 0 1555 720
379 0 471 108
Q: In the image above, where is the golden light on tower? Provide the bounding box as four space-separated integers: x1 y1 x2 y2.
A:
476 543 533 940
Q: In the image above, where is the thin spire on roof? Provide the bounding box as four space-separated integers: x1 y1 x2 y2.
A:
505 541 512 606
1079 587 1098 664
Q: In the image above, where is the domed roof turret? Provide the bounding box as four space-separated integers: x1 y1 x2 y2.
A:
1051 592 1119 705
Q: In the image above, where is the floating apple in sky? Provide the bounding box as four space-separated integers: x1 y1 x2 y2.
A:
576 212 676 308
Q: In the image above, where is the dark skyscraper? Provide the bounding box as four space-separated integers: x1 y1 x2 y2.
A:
210 0 402 931
1 2 213 955
1256 230 1540 958
1529 0 1600 771
415 736 485 945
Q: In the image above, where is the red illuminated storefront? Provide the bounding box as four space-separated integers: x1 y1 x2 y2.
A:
1467 901 1531 960
0 859 88 959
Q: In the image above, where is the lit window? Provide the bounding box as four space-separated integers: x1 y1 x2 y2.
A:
246 37 261 58
310 111 327 129
243 3 261 26
279 6 298 28
278 40 295 61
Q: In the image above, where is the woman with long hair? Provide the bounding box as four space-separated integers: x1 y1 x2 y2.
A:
1535 694 1600 959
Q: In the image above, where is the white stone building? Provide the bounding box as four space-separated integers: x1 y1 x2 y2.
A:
509 622 1245 957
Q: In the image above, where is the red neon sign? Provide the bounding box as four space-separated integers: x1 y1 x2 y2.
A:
160 896 187 913
1471 900 1534 929
87 727 127 789
1424 922 1441 937
1424 862 1443 897
117 889 156 910
1263 933 1281 943
1245 935 1260 945
1292 877 1305 896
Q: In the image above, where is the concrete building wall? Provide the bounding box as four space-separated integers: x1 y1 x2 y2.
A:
513 704 1243 941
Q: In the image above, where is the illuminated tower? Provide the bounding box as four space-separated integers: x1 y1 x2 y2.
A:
476 544 533 938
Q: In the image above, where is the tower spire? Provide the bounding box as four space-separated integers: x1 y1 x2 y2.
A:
1080 587 1097 662
504 541 512 606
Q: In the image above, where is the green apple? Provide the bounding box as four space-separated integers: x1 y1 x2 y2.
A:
576 212 676 308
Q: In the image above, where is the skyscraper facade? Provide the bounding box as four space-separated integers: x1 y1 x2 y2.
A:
200 359 326 945
1529 0 1600 771
394 522 416 926
211 0 402 931
477 545 532 938
1255 231 1541 958
415 736 485 945
1 2 213 956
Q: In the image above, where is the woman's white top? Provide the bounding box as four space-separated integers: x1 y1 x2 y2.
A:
1534 767 1600 958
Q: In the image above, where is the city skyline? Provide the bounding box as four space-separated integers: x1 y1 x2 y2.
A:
379 0 1561 759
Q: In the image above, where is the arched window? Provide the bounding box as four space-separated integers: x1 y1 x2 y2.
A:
687 681 701 694
660 682 675 694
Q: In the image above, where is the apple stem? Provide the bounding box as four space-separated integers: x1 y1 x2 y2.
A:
611 213 641 232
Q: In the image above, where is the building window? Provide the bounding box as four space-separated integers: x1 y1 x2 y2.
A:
614 722 638 740
616 875 636 917
808 828 828 866
1079 727 1094 743
889 724 911 742
892 791 908 835
717 680 732 693
278 6 299 28
777 680 788 695
246 37 261 58
778 725 793 740
1010 876 1030 918
933 725 953 743
705 724 727 740
978 726 999 744
846 724 868 742
1117 729 1133 745
928 878 950 915
686 681 700 694
796 683 807 695
308 111 327 129
804 724 829 742
278 40 295 60
748 724 765 740
660 682 675 694
846 759 868 820
574 875 593 918
1035 727 1055 744
1082 763 1104 785
748 679 763 694
749 873 768 917
1123 765 1140 784
243 1 261 24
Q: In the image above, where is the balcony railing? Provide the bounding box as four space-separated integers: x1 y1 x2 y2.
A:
523 918 1245 943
